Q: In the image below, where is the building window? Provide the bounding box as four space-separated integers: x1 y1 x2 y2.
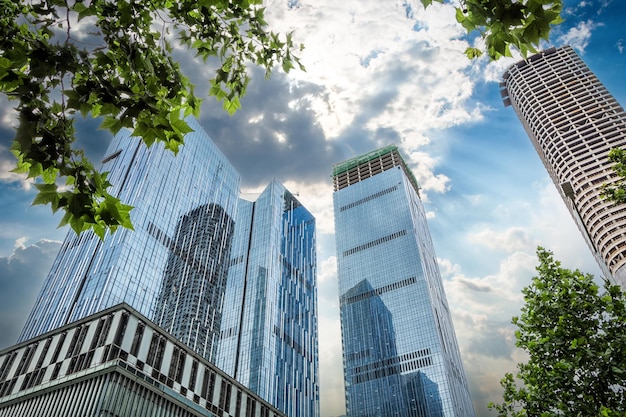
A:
146 333 166 370
168 346 186 383
130 322 145 356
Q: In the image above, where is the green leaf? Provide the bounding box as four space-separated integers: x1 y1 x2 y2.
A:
3 0 305 236
491 247 626 415
69 215 85 235
32 183 60 207
41 167 58 184
169 115 194 135
223 97 241 115
100 117 123 135
464 47 482 59
92 223 106 239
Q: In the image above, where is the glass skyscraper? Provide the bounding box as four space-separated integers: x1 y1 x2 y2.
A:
19 118 240 365
501 46 626 289
332 146 474 417
218 180 319 417
14 118 319 417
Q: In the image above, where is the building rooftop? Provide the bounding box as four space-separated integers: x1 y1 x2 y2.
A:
332 145 399 177
332 145 420 195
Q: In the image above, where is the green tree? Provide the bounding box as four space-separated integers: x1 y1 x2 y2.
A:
601 148 626 205
0 0 302 237
423 0 563 59
489 248 626 416
1 0 564 237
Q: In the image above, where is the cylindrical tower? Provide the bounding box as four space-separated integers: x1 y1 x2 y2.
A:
501 46 626 288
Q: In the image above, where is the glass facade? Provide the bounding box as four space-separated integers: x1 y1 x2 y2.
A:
18 117 241 365
16 119 319 416
501 46 626 289
332 146 474 417
218 180 319 417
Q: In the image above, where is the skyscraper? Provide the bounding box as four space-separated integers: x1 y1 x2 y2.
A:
19 118 241 364
501 46 626 288
218 180 319 417
332 146 474 417
20 119 240 361
11 118 319 416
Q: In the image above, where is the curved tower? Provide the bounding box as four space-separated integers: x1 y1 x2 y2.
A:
501 46 626 288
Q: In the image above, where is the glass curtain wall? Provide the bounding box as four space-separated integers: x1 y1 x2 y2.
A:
333 147 474 417
218 180 319 417
19 118 241 365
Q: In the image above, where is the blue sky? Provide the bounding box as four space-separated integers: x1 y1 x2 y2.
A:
1 1 625 416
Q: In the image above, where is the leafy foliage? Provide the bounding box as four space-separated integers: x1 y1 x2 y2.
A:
421 0 564 60
0 0 302 236
601 148 626 204
489 248 626 416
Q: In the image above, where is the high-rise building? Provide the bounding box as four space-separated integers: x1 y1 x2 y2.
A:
218 180 319 417
501 46 626 288
332 146 475 417
0 304 286 417
11 118 319 416
18 118 241 364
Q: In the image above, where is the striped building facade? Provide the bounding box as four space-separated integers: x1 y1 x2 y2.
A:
0 304 285 417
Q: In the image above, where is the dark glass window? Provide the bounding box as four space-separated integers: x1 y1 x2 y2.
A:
188 360 198 391
130 322 145 356
50 333 67 363
113 312 129 347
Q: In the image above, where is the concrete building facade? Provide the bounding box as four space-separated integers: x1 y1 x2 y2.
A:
501 46 626 288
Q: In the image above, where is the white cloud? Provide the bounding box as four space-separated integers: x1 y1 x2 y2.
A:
0 96 17 127
558 20 598 54
265 0 478 148
315 253 343 417
470 227 533 253
282 179 336 235
317 307 344 417
405 150 451 194
441 251 536 415
0 239 62 349
444 252 535 316
435 175 603 415
13 237 28 250
482 54 519 83
0 145 32 190
438 257 461 277
318 256 337 285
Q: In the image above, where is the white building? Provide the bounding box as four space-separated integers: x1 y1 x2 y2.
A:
501 46 626 288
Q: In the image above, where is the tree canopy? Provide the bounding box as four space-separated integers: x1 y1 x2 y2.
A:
1 0 564 237
489 248 626 417
0 0 302 238
424 0 563 59
601 148 626 205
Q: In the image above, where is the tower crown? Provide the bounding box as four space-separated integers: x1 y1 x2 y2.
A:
332 145 420 195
